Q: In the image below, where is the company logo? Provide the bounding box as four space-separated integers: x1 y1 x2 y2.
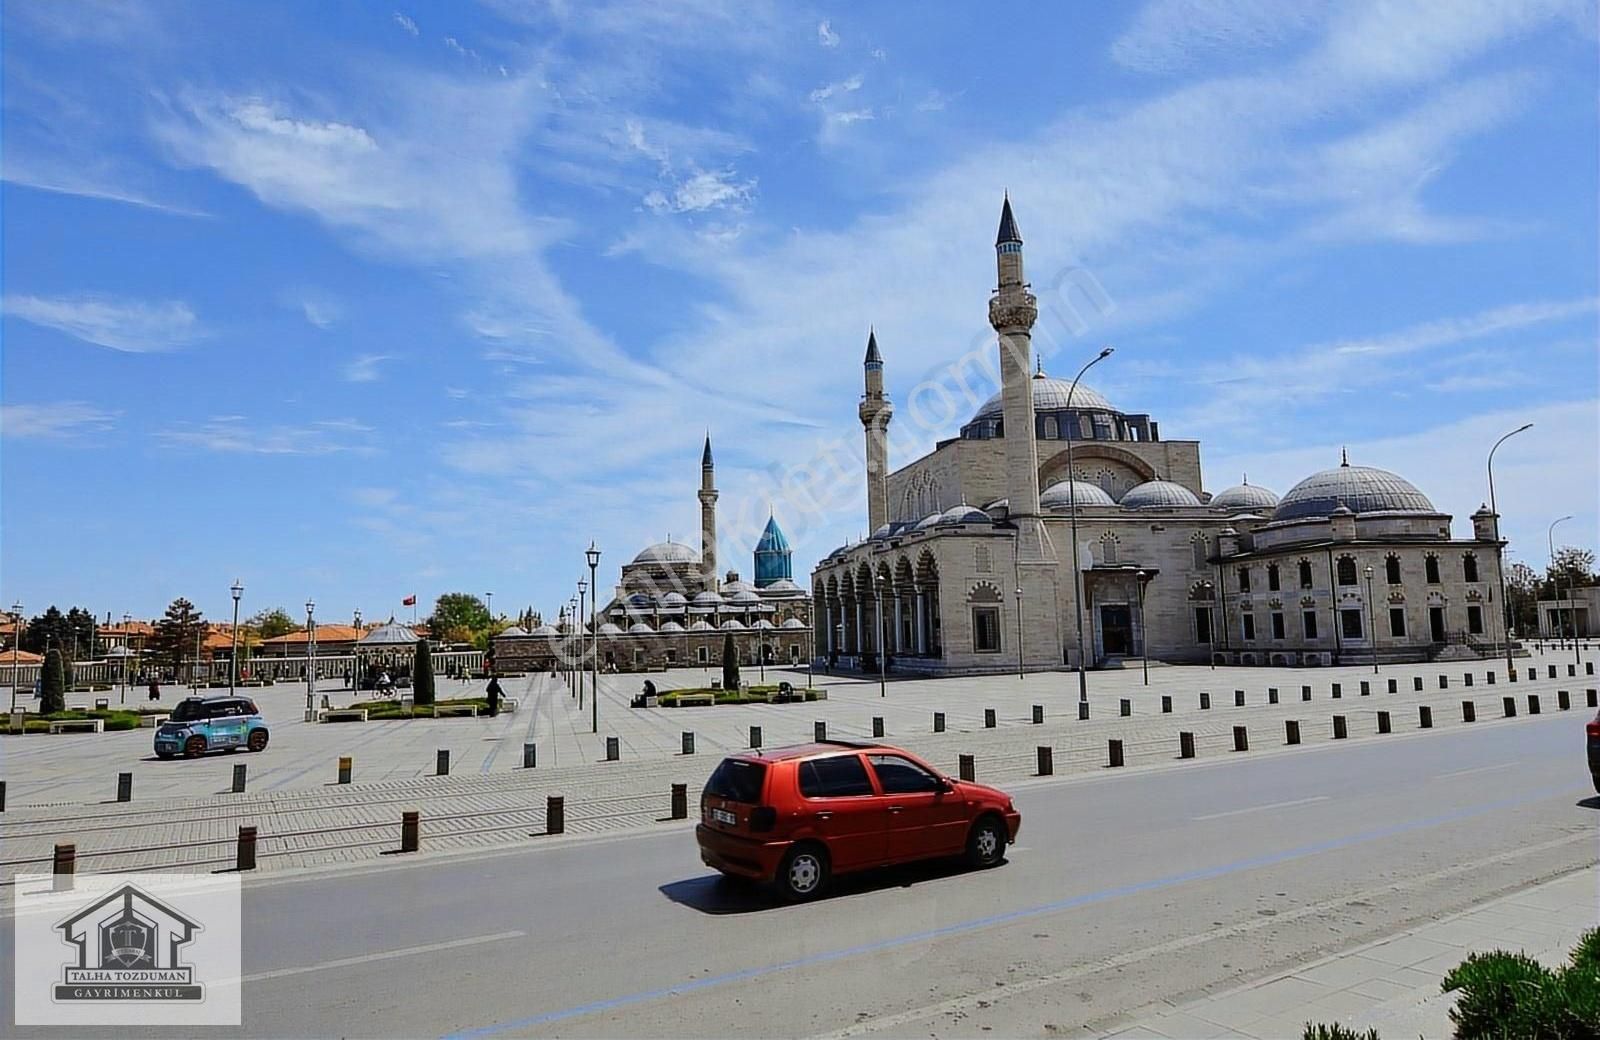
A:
53 883 204 1003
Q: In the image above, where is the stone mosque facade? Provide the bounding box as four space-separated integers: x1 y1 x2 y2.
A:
811 198 1511 675
495 437 813 674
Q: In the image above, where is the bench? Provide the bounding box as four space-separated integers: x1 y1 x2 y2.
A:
48 719 105 734
434 704 479 718
675 693 715 707
139 714 170 728
319 709 369 723
498 698 519 713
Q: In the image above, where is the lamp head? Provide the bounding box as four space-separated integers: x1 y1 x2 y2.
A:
586 542 601 568
305 599 315 617
230 580 244 599
1098 346 1114 359
577 579 587 594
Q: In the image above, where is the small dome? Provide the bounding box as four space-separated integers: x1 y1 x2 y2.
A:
360 622 419 646
722 579 756 595
870 523 894 540
729 590 761 605
1211 482 1280 511
763 579 803 594
939 504 992 525
1121 480 1202 509
914 511 944 531
659 620 685 633
719 619 746 631
497 625 530 637
527 624 558 636
691 591 724 606
780 617 807 629
970 377 1117 423
1275 463 1435 522
660 592 688 607
1040 480 1117 511
631 541 698 565
598 622 624 635
689 620 715 632
753 619 775 630
628 622 654 634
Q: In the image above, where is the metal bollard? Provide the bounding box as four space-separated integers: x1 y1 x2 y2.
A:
523 743 537 768
232 763 247 794
985 708 996 728
1232 726 1248 752
546 796 565 834
959 754 975 781
1078 701 1089 720
1526 694 1540 716
53 842 76 889
1377 711 1391 734
1463 700 1476 722
1332 715 1347 740
872 716 884 738
400 811 420 853
1120 698 1132 717
814 721 827 742
1360 681 1370 696
1234 690 1245 707
436 749 450 776
1036 746 1053 776
1032 704 1044 724
116 772 132 803
1419 705 1432 729
605 736 619 761
1502 696 1516 718
1200 692 1211 710
681 731 694 755
670 783 688 820
1161 695 1173 713
1179 731 1196 759
338 756 352 784
750 725 762 748
1332 683 1342 699
1387 678 1398 694
933 712 945 733
236 825 257 871
1303 685 1313 702
1108 740 1124 768
1285 719 1300 745
1464 673 1473 687
1558 690 1570 711
1414 676 1424 692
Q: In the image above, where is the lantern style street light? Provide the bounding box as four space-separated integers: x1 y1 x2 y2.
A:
587 543 601 734
1064 346 1115 706
1202 580 1216 669
304 599 317 721
1486 423 1532 675
1136 570 1152 686
229 580 244 695
9 601 21 714
1364 565 1378 674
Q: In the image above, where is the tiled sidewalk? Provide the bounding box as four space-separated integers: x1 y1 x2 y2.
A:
1107 868 1600 1039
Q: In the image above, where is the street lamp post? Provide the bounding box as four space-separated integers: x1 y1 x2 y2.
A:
1487 423 1532 675
1202 580 1216 669
576 579 587 697
1136 571 1151 686
304 600 316 721
229 580 243 695
587 543 601 735
8 602 21 714
1014 585 1025 681
121 612 131 704
352 608 361 689
485 591 494 622
874 572 886 698
1548 516 1572 650
1364 565 1377 675
1064 347 1115 707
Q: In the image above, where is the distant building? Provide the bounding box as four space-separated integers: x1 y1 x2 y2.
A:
1537 585 1597 639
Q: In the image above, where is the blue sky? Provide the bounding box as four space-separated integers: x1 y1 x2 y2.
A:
3 0 1597 625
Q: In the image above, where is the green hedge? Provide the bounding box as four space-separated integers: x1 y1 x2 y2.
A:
1442 928 1599 1040
339 697 489 720
1 709 143 733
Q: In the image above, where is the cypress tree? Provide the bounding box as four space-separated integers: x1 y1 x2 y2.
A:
40 648 66 715
412 638 435 707
722 633 740 692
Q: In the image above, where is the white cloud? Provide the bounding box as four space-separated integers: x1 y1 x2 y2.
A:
644 169 755 213
280 288 341 328
4 293 202 352
1113 0 1323 73
829 109 874 125
157 416 377 456
808 74 862 103
392 11 418 36
1 157 209 217
870 47 886 60
0 401 120 439
343 354 395 382
817 20 839 47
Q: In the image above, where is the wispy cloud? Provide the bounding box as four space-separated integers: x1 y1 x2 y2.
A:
644 169 755 214
343 354 395 383
808 74 862 103
392 11 418 36
4 293 203 352
2 158 209 217
157 416 377 456
1 401 120 439
817 20 839 48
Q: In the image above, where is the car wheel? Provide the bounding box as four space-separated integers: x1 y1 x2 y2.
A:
183 736 207 759
247 730 268 753
965 815 1006 869
777 844 830 902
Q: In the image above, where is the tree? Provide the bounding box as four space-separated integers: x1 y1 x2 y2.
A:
722 633 740 691
428 593 490 645
40 648 65 714
23 607 69 656
412 638 435 707
1506 561 1540 636
247 608 300 639
1548 546 1596 591
152 598 205 681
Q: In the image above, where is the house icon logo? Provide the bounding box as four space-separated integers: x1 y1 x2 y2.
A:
53 883 205 1003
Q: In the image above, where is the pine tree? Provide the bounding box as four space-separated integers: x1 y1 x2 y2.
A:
152 598 205 680
40 648 65 714
412 638 435 707
722 633 740 692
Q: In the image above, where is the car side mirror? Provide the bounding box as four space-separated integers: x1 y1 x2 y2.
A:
939 777 956 792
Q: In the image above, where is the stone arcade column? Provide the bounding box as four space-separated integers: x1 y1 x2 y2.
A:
893 592 905 654
914 587 929 656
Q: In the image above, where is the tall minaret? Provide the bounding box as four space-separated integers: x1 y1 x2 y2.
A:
859 328 893 532
987 195 1054 562
698 434 718 589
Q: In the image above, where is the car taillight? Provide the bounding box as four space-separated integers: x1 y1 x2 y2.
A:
750 806 777 832
1586 721 1600 739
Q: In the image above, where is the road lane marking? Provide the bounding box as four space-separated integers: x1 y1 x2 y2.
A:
1435 761 1519 781
440 781 1584 1040
1193 796 1329 821
236 930 525 985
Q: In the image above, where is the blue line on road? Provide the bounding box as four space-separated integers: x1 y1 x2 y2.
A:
439 781 1582 1039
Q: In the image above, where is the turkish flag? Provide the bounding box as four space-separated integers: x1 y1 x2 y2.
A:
402 595 417 606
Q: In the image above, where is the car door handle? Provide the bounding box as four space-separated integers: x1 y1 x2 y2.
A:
814 811 834 820
887 805 905 813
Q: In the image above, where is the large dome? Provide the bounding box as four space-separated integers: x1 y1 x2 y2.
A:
631 541 698 565
1274 464 1435 522
1040 480 1117 511
1121 480 1202 509
1211 482 1280 511
970 376 1117 423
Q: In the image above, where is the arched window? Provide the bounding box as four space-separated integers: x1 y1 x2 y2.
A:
1237 566 1251 592
1192 536 1208 569
1425 555 1440 584
1298 560 1314 589
1385 555 1401 585
1100 535 1118 566
1267 564 1281 591
1042 415 1058 439
1462 553 1479 583
1337 556 1358 586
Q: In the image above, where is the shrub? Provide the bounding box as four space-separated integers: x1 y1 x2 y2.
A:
412 639 435 706
1443 930 1600 1040
721 633 739 692
40 649 65 715
1302 1024 1379 1040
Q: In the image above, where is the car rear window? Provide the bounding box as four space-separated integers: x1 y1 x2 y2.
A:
799 754 874 798
705 758 767 803
169 700 208 722
239 699 259 715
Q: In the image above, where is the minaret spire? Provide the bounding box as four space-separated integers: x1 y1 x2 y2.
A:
698 433 719 590
859 327 893 532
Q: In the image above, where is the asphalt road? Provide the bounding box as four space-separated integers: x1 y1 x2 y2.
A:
6 710 1596 1039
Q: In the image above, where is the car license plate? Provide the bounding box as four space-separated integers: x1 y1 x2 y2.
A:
711 808 737 826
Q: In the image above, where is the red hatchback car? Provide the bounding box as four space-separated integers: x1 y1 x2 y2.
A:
696 740 1022 900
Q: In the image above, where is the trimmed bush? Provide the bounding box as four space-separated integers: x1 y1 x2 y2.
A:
1302 1025 1378 1040
1442 929 1600 1040
40 649 66 715
412 638 435 707
722 633 740 692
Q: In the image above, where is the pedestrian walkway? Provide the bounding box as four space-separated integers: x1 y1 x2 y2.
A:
1105 868 1599 1039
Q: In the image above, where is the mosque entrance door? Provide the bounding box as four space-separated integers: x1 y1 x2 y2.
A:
1100 605 1133 657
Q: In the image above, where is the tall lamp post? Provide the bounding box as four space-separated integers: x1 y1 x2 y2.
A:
1136 570 1151 686
1064 346 1115 706
352 608 362 689
874 572 887 698
1548 516 1572 650
229 580 243 695
121 612 131 703
8 601 21 714
576 579 587 697
587 543 600 734
1014 585 1025 681
1363 565 1378 675
485 591 494 622
568 597 580 706
1202 580 1216 669
1487 423 1532 675
304 599 316 721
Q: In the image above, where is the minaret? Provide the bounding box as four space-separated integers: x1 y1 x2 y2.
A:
987 195 1054 562
859 328 893 532
698 434 718 590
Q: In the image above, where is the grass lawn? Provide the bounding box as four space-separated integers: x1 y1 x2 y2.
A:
0 708 151 733
339 697 491 719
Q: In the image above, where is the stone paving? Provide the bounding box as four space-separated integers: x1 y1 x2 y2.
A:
0 647 1593 882
1105 867 1598 1039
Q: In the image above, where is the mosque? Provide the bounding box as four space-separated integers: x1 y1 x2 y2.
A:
810 198 1511 674
494 437 813 673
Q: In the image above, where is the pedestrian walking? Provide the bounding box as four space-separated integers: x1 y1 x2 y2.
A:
485 675 502 717
148 679 160 702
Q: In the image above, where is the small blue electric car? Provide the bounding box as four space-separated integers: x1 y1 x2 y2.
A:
154 696 270 759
